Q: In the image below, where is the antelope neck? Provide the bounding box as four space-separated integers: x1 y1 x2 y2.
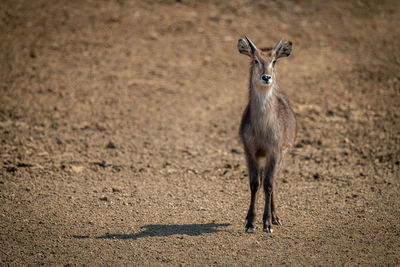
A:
250 83 277 110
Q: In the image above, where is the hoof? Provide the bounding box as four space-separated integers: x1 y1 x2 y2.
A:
272 219 282 226
263 226 273 233
245 220 255 233
245 227 254 233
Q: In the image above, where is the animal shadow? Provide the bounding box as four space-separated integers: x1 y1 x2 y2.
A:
94 223 231 240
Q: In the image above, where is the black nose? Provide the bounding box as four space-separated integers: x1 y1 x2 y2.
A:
262 74 271 82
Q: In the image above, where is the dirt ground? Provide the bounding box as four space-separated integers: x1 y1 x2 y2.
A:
1 0 399 266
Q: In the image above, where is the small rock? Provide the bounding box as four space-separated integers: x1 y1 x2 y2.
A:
17 162 33 167
112 188 121 193
6 166 17 173
71 165 83 173
167 168 177 174
148 31 159 40
106 142 116 149
99 196 108 201
95 123 106 131
162 162 171 168
93 161 107 168
230 148 240 154
224 164 232 169
203 55 212 65
112 165 121 172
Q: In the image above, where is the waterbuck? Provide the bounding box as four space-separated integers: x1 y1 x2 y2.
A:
237 37 296 233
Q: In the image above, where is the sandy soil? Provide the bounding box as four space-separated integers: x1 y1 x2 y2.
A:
1 0 400 265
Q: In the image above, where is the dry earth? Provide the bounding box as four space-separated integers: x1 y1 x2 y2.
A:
1 0 400 266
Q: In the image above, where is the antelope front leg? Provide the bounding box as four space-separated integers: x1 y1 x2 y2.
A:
272 159 283 226
263 158 277 233
245 157 260 233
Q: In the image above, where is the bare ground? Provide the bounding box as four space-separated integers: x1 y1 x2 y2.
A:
1 0 400 266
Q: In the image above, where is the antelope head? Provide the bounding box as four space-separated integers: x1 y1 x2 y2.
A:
237 37 292 92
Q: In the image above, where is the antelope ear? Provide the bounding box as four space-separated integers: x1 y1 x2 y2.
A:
275 41 292 59
237 38 252 57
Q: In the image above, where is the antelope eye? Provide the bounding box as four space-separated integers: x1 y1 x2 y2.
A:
272 59 277 65
254 59 259 65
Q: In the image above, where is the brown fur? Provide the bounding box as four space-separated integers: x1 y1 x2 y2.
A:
237 37 296 233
